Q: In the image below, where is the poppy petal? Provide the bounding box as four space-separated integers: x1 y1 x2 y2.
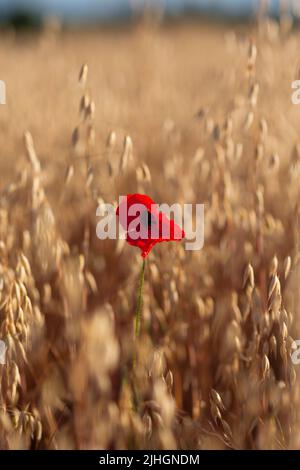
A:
116 194 185 257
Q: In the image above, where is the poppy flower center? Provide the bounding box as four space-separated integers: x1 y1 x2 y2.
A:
140 210 157 229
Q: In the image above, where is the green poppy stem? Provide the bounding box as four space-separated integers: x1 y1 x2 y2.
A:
134 258 146 338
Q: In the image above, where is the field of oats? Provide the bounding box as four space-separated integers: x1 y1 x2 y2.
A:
0 17 300 450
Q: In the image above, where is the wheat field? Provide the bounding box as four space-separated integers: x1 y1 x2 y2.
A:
0 17 300 450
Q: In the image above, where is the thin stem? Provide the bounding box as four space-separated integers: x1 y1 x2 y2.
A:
134 258 146 338
132 258 146 410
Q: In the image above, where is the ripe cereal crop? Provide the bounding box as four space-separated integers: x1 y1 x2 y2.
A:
0 16 300 450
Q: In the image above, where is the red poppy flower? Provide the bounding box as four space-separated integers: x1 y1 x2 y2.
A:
116 194 185 258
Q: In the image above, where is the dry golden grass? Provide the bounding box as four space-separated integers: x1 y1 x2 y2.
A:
0 17 300 449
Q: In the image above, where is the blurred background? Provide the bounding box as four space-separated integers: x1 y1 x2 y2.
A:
0 0 298 26
1 0 300 453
